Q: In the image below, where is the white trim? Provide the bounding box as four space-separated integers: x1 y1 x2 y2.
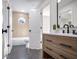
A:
0 0 2 59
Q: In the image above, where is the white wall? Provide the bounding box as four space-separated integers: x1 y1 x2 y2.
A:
43 5 50 33
43 16 50 33
29 10 42 49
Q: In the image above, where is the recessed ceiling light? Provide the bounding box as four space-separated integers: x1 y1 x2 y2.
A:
21 10 25 12
30 9 36 11
58 0 61 3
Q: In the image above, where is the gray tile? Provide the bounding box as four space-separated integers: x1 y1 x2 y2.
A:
28 49 42 59
7 45 42 59
7 45 29 59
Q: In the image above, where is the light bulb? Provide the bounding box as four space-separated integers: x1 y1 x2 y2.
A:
58 0 61 3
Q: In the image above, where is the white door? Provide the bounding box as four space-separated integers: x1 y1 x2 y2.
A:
2 0 12 58
29 10 42 49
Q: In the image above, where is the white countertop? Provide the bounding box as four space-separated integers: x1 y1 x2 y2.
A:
43 33 77 37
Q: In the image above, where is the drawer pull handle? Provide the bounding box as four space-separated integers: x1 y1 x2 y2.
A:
60 55 67 59
46 47 52 51
47 40 52 42
60 43 72 48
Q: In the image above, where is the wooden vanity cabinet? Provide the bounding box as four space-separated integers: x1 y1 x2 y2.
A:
43 34 77 59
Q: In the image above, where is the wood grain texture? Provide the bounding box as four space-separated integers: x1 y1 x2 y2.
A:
12 11 29 37
43 34 77 59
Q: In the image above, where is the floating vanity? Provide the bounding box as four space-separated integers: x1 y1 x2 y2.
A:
43 33 77 59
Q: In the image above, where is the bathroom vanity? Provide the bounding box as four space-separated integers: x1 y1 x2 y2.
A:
43 33 77 59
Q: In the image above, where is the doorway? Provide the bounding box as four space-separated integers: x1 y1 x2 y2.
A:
2 0 48 59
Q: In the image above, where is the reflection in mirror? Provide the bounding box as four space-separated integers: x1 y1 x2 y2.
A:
59 8 72 27
58 0 77 34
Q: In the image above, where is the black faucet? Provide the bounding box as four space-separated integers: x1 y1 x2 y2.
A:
69 25 77 34
69 24 74 28
63 24 69 33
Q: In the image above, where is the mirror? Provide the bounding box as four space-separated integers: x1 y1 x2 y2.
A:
58 0 77 28
57 0 77 34
58 8 72 27
18 17 26 24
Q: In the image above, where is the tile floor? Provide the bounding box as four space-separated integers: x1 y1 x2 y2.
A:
7 45 42 59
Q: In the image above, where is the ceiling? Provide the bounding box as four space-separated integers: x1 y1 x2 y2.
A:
59 0 77 9
11 0 76 13
11 0 46 12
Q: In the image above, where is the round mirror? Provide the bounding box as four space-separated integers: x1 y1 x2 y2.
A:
18 17 26 24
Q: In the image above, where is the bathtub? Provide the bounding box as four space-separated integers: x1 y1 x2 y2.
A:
12 37 29 48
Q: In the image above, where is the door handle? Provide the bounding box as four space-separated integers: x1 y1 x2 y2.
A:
2 29 7 34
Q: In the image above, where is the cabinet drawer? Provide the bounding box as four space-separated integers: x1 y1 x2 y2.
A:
44 40 76 56
43 46 64 59
43 34 77 51
44 42 76 59
43 34 51 41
